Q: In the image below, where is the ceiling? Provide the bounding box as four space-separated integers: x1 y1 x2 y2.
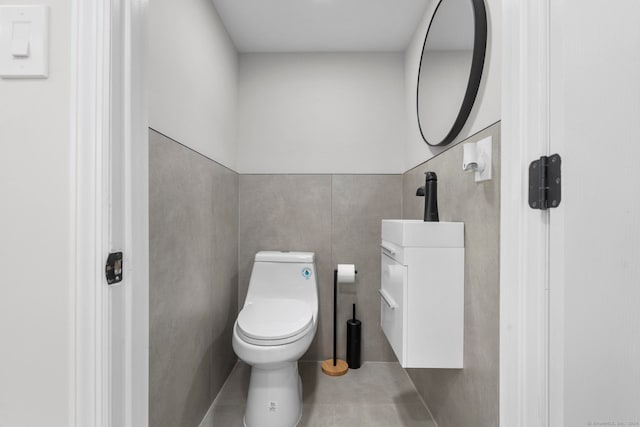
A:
211 0 432 53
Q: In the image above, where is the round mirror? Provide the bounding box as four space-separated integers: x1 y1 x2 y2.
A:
417 0 487 146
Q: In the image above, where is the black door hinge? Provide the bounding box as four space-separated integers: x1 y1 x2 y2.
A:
529 154 561 210
106 252 123 285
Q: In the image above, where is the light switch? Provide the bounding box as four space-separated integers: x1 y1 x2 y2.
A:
12 39 29 57
0 6 48 78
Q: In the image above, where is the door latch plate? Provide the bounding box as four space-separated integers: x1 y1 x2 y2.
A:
106 252 123 285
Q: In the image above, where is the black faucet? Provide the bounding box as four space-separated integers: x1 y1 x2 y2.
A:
416 171 439 222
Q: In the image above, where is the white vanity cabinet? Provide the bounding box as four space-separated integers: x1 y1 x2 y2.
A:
380 220 464 369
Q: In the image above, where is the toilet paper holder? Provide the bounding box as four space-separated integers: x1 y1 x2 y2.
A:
321 264 357 377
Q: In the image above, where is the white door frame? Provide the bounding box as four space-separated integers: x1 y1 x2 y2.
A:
70 0 149 425
500 1 552 426
68 0 557 425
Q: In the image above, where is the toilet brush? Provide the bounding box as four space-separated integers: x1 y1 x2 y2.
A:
322 265 356 376
346 304 361 369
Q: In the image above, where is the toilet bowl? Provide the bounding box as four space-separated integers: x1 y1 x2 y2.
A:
232 251 318 427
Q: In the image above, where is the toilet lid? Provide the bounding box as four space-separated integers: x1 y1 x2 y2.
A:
237 299 313 341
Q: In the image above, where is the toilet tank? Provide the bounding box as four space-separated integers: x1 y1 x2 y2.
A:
245 251 318 314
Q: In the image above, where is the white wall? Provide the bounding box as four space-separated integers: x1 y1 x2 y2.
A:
549 1 640 424
151 0 498 175
0 2 72 426
150 0 238 170
404 0 501 171
236 53 405 174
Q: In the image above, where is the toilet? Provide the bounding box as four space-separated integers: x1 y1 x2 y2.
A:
232 251 318 427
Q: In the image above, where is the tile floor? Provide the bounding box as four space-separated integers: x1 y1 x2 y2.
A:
206 361 436 427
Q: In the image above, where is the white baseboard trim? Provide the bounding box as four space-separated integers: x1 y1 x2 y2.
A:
199 360 241 427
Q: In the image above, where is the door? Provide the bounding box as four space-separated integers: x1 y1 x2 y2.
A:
108 0 127 423
106 0 149 425
73 0 148 425
549 1 640 425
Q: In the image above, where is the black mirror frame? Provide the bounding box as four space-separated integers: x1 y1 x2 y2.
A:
416 0 488 147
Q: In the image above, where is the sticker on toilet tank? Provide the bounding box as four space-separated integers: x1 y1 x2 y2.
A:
301 267 313 279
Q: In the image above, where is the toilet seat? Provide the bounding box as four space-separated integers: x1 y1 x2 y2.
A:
237 299 313 346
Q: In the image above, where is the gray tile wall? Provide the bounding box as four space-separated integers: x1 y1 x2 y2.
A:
403 122 501 427
149 129 239 427
239 175 401 362
149 123 499 426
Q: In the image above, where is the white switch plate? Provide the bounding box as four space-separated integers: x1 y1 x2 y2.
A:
0 6 48 78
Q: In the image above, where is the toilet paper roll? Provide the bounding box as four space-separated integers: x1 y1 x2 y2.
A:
337 264 356 284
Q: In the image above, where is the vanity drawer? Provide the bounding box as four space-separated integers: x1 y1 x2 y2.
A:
380 252 407 364
379 244 464 368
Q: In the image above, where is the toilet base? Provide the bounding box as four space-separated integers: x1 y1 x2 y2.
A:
243 362 303 427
